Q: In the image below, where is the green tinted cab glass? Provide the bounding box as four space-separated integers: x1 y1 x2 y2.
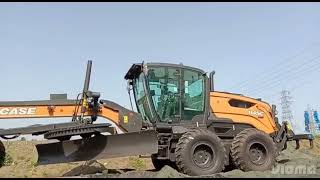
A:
133 73 154 123
182 69 205 120
147 67 180 122
147 66 205 122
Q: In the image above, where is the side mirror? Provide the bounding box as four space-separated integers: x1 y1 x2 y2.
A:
127 80 133 91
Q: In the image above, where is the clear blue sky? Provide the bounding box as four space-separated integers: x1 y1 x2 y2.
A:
0 2 320 135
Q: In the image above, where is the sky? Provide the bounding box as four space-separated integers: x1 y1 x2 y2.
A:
0 2 320 137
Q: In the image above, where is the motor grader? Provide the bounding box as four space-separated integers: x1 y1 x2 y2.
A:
0 60 313 176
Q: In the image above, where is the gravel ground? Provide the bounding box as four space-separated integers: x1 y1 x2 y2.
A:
0 137 319 178
68 138 320 178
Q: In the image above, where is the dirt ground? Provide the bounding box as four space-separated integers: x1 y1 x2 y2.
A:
0 140 154 178
0 137 319 178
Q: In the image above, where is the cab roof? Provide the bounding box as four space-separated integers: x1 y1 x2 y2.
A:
124 62 207 80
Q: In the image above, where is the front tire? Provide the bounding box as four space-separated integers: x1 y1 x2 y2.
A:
175 129 227 176
230 128 276 171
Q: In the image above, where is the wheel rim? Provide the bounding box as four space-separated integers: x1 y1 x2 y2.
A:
248 142 268 165
192 142 215 169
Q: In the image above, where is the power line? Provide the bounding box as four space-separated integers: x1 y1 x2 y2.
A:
231 43 320 91
242 54 320 94
245 56 320 95
261 78 314 102
247 62 320 97
248 66 320 97
238 64 319 104
249 71 319 99
228 43 319 91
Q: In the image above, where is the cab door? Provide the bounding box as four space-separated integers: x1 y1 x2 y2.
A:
147 66 206 125
147 66 182 123
181 68 206 122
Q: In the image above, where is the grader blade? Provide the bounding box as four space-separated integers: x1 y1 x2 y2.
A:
36 130 158 165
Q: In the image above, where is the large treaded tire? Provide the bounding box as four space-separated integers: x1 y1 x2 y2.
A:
0 141 5 168
175 128 227 176
230 128 276 172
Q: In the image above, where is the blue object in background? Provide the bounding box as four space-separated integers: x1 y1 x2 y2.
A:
314 111 320 131
304 111 310 133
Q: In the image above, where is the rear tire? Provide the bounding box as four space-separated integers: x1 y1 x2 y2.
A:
230 128 276 171
0 141 5 168
175 129 227 176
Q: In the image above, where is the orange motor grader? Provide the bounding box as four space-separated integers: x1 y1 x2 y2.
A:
0 60 313 176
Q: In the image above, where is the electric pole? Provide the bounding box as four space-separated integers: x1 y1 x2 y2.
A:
280 90 295 130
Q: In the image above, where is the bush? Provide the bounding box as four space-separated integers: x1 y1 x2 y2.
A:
0 153 14 166
30 160 38 168
20 137 26 141
128 157 146 170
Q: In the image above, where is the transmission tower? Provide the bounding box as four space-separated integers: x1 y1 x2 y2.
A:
280 90 295 130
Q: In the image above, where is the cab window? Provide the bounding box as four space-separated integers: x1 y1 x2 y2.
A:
147 67 180 122
182 69 205 120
